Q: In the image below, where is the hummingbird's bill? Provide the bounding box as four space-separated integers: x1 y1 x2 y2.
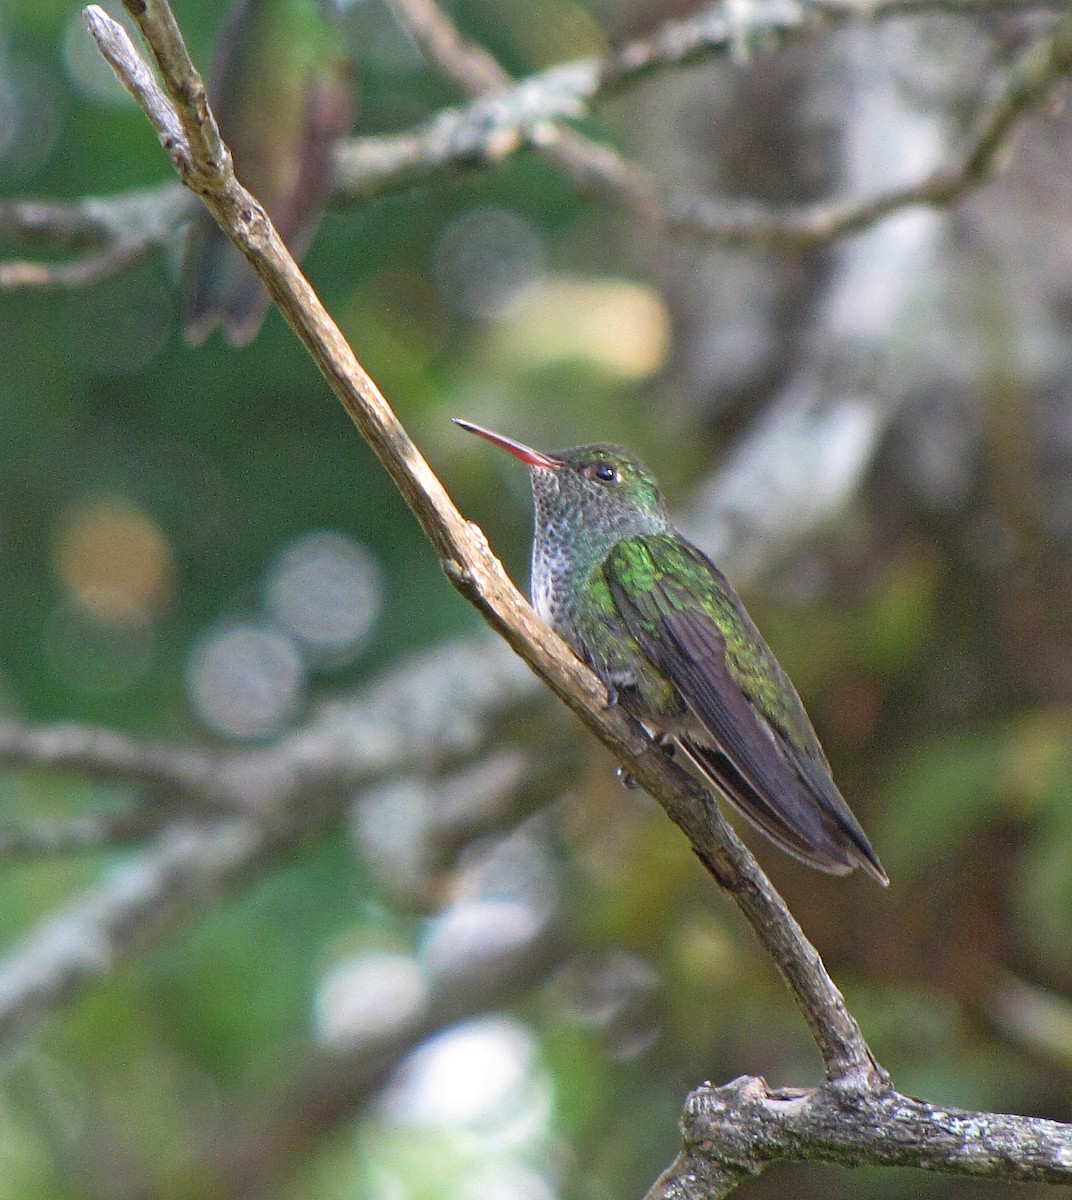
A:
453 419 563 470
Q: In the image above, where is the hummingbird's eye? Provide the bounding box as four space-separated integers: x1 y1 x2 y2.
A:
589 462 618 484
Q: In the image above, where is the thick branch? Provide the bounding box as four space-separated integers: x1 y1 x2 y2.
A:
646 1076 1072 1198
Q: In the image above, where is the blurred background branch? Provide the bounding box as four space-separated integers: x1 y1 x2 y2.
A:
4 0 1072 293
0 638 551 1047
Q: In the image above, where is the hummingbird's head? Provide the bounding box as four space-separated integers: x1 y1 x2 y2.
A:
454 420 671 546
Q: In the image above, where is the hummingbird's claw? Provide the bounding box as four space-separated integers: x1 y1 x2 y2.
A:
616 765 641 791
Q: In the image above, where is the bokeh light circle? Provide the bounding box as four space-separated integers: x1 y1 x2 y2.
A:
315 952 428 1047
265 531 382 666
381 1016 549 1139
432 207 546 321
0 58 61 184
186 622 304 739
63 271 174 376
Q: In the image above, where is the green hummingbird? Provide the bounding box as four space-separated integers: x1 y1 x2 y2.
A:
183 0 354 347
455 419 888 886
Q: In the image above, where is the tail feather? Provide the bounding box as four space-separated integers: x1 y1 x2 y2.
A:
679 737 889 886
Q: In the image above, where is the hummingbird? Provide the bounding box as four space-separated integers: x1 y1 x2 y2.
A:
455 419 888 886
183 0 354 347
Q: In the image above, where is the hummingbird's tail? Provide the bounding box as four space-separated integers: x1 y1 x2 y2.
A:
679 738 889 886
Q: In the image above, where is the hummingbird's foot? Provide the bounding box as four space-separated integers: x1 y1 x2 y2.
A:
616 732 675 790
616 765 641 790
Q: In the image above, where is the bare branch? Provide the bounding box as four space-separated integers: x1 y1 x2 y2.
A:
192 0 1072 246
64 1 1072 1190
815 0 1072 13
0 240 156 290
384 0 1072 250
0 638 546 1047
646 1076 1072 1198
0 185 184 248
387 0 507 94
0 190 191 291
83 5 187 161
387 0 707 240
0 635 540 825
0 720 225 799
742 14 1072 248
0 183 190 291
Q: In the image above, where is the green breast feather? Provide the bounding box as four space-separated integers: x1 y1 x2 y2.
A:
569 555 682 719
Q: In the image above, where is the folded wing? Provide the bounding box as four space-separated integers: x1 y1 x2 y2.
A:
603 535 887 884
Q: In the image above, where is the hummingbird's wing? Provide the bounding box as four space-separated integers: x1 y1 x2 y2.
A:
602 534 887 884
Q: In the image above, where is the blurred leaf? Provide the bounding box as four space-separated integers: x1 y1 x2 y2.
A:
879 709 1072 879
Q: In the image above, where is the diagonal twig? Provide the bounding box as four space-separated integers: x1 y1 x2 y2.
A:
84 0 881 1087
